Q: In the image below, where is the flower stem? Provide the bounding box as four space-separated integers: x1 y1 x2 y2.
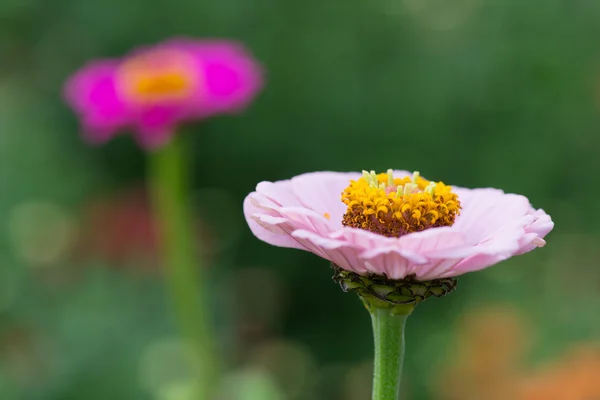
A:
148 135 220 399
370 307 409 400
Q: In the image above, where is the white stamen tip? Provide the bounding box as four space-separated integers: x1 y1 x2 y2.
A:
369 171 378 188
425 182 437 195
412 171 420 184
363 170 379 188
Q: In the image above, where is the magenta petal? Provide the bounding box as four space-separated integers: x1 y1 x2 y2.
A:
133 106 182 149
155 38 263 118
64 60 130 142
204 61 256 107
190 41 263 115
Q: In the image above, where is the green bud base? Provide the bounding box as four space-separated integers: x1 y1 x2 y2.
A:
331 264 457 314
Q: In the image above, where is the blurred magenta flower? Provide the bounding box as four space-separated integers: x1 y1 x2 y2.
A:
244 170 553 281
64 38 263 148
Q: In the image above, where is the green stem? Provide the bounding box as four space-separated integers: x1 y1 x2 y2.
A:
370 307 409 400
148 135 220 399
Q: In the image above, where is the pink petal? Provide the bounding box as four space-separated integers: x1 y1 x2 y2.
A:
292 229 369 275
291 171 361 229
243 195 306 250
244 178 336 250
515 209 554 255
256 180 302 208
441 223 526 277
451 188 531 243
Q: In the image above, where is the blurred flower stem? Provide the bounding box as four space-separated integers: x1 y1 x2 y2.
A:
148 134 220 399
370 307 409 400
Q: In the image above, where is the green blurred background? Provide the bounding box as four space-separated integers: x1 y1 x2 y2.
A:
1 0 599 399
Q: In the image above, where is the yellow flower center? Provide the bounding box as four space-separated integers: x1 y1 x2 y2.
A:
118 49 200 103
341 170 461 237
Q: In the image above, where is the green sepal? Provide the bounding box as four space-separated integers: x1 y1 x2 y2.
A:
332 264 457 315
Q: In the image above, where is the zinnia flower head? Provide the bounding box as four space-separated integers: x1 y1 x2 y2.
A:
64 38 263 149
244 170 553 282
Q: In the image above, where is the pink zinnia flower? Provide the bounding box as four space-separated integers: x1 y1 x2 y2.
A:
64 38 263 149
244 170 553 281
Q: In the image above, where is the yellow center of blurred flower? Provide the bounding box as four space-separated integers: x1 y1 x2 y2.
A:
118 49 199 103
341 170 461 237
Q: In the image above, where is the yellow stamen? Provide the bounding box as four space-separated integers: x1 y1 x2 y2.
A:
324 212 331 220
341 170 461 237
118 49 200 103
